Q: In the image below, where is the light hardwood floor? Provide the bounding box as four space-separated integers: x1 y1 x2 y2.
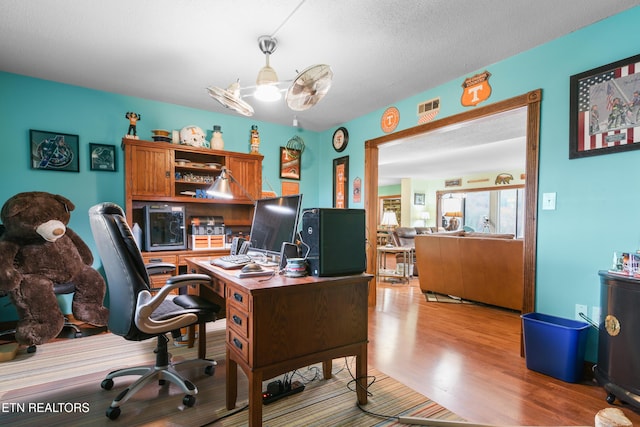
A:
369 276 640 426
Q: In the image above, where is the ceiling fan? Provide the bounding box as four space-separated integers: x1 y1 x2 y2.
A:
207 35 333 117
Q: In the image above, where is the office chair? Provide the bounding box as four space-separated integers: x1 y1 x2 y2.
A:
88 202 220 420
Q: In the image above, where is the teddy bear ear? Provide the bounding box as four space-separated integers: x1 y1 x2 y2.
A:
1 196 29 218
52 194 75 212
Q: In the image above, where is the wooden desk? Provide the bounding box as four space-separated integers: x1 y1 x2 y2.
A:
185 257 372 426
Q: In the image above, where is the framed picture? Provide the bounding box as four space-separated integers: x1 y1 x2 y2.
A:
445 178 461 187
279 147 301 180
333 156 349 208
414 193 425 205
89 143 117 171
281 181 299 196
30 129 79 172
569 53 640 159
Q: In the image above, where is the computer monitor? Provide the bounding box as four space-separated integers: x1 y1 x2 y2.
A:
248 194 302 259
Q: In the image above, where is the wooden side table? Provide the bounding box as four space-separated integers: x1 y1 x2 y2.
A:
377 246 413 283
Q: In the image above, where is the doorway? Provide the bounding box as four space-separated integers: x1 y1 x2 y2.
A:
364 90 541 318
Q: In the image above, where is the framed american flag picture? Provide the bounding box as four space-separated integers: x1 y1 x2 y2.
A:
569 54 640 159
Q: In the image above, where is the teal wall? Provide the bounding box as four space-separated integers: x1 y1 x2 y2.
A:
322 7 640 362
2 6 640 361
0 72 320 320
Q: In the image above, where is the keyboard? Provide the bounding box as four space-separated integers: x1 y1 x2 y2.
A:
211 254 252 269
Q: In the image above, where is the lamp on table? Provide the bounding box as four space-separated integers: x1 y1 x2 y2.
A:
380 210 398 247
420 211 431 227
444 211 462 231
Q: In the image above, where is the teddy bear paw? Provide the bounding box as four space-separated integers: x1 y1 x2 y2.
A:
15 318 64 346
73 304 109 326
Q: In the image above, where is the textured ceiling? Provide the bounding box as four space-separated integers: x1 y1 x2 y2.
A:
1 0 637 132
378 108 527 186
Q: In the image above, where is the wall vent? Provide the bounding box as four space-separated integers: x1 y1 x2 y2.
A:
418 97 440 115
417 97 440 124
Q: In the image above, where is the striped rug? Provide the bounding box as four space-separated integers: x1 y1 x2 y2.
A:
0 320 463 426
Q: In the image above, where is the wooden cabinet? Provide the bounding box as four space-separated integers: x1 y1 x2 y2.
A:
122 138 263 264
128 144 172 197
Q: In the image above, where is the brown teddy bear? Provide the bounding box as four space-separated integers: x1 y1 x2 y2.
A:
0 192 109 346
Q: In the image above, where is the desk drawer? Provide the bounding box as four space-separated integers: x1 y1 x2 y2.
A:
227 305 249 338
207 276 225 298
228 328 249 363
227 286 250 311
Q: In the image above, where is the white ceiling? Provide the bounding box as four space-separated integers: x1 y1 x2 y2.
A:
378 107 527 186
1 0 637 133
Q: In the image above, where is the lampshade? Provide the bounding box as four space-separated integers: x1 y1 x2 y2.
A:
206 167 234 199
255 36 282 102
444 211 463 218
381 211 398 227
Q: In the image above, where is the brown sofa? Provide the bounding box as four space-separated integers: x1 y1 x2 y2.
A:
389 227 437 276
414 232 523 311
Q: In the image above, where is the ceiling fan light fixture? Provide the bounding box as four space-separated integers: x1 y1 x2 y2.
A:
206 80 255 117
255 83 282 102
254 36 282 102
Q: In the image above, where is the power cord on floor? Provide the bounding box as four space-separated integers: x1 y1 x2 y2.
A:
199 403 249 427
342 356 405 423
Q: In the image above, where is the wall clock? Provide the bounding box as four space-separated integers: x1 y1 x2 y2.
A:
332 127 349 152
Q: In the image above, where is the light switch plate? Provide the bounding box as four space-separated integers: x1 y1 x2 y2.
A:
542 192 556 210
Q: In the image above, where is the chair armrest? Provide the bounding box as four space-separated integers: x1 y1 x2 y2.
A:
165 273 212 286
145 262 176 276
134 274 213 334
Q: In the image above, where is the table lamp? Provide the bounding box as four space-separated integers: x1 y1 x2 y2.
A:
381 211 398 247
444 211 462 230
420 211 431 226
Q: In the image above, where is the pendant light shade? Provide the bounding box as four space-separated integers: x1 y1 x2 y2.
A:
254 36 282 102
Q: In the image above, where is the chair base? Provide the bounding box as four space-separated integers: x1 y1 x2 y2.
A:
100 334 215 419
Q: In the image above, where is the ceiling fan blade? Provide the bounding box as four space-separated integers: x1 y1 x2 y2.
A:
286 64 333 111
206 84 254 117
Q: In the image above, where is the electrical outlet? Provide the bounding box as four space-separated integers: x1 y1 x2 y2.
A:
575 304 587 321
592 306 601 326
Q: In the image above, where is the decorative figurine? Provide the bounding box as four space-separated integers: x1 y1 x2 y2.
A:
211 125 224 150
125 112 141 139
250 125 260 154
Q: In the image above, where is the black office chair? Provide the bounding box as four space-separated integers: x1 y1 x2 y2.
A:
88 202 220 420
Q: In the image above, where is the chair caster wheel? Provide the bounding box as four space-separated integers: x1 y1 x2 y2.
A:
106 406 121 420
101 378 114 390
183 395 196 407
27 345 37 353
205 365 215 376
606 392 616 404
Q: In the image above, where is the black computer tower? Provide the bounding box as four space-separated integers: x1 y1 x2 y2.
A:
301 208 366 276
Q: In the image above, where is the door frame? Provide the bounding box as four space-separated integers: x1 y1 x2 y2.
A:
364 90 541 319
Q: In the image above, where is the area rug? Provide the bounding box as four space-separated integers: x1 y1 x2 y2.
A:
0 321 464 426
425 291 473 305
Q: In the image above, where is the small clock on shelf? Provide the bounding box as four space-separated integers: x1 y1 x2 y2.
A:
332 127 349 152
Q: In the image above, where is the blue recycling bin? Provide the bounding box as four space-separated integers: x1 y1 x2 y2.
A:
521 312 590 383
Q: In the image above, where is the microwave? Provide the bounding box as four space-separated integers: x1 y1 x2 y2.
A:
143 204 187 251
